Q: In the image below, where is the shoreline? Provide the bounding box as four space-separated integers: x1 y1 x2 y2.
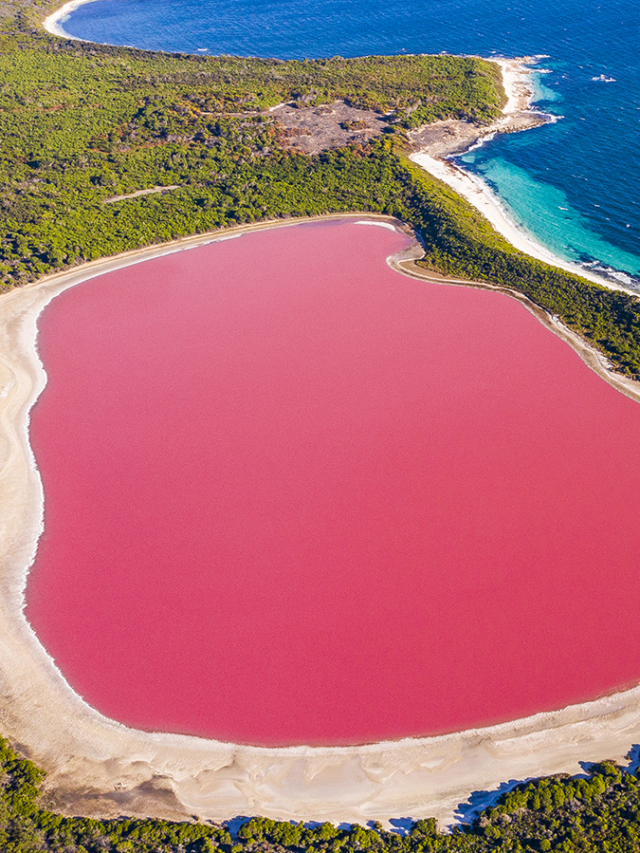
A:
43 0 96 39
3 214 640 826
40 0 637 295
391 254 640 405
409 57 638 295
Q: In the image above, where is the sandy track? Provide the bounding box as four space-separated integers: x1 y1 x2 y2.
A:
1 214 640 827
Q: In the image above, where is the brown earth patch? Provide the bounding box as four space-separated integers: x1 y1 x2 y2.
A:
269 100 389 153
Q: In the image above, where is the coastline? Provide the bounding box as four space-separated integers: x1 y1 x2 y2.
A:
409 57 637 295
40 0 634 295
2 214 640 826
43 0 96 39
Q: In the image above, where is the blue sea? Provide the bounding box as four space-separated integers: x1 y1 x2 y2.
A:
59 0 640 286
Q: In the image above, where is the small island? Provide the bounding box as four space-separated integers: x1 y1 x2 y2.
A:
1 0 640 851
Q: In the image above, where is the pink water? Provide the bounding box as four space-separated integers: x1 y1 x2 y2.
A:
26 220 640 746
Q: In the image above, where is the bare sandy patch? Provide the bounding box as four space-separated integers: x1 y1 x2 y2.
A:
102 186 180 204
270 101 387 153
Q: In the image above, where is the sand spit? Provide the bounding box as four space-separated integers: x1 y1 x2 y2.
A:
2 214 640 827
409 58 637 294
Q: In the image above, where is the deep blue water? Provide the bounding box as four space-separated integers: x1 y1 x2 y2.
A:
59 0 640 283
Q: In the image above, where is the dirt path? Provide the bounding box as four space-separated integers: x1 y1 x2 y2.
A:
102 186 180 204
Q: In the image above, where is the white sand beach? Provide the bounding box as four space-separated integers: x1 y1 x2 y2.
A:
1 212 640 828
410 58 636 294
43 0 96 39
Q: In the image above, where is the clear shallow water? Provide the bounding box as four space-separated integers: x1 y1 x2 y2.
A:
59 0 640 283
25 222 640 744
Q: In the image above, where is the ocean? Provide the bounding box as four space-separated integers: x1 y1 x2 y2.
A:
57 0 640 286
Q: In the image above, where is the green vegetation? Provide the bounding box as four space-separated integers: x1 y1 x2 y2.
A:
0 28 502 289
1 735 640 852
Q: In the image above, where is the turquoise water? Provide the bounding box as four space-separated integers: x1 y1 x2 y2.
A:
58 0 640 286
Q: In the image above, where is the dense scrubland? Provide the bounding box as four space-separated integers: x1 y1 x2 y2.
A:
0 30 502 286
1 735 640 853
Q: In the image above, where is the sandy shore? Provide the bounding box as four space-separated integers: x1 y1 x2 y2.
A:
2 214 640 828
43 0 97 39
409 58 637 294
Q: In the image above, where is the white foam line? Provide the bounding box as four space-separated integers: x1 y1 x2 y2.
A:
410 151 623 288
354 220 397 231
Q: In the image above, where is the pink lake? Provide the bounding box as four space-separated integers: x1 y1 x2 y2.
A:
25 219 640 746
